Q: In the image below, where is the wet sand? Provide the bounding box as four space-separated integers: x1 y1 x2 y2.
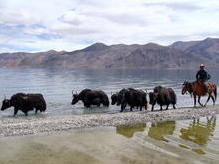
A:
0 105 218 137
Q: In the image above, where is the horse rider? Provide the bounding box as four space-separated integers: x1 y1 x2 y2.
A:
196 64 211 91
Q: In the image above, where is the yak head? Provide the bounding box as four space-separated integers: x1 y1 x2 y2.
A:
111 93 118 105
149 92 158 105
116 93 124 106
1 99 12 111
116 89 128 106
71 91 79 105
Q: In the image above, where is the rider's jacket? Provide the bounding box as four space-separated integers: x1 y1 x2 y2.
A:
196 69 211 82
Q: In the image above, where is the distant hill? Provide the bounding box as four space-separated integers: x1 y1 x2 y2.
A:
170 37 219 65
1 38 219 69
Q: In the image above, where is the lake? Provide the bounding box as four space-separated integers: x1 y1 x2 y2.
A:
0 68 218 117
0 115 218 164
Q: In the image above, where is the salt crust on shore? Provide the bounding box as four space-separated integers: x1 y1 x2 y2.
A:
0 105 218 138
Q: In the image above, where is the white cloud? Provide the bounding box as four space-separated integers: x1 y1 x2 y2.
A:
0 0 219 52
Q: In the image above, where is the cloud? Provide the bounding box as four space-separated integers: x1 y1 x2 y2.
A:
144 2 202 11
0 0 219 52
0 43 38 52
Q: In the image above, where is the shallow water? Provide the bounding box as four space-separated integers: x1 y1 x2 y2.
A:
0 68 218 116
0 115 218 164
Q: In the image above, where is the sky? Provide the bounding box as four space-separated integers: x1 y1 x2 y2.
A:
0 0 219 53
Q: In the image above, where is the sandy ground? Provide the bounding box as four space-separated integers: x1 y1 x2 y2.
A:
0 105 218 138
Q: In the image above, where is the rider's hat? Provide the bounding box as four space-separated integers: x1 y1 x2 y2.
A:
200 64 205 68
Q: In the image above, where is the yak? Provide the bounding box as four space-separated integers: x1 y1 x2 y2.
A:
1 93 47 116
71 89 109 108
149 86 176 111
112 88 147 112
111 92 118 105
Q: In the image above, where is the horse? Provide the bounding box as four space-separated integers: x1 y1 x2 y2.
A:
182 81 217 107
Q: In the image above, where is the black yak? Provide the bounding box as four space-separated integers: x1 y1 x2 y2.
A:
71 89 109 108
1 93 46 116
149 86 176 111
113 88 147 112
111 92 118 105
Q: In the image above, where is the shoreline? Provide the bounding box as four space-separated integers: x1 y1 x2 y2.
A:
0 105 218 138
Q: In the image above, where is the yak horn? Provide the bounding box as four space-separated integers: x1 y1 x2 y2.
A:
4 95 6 100
72 90 74 95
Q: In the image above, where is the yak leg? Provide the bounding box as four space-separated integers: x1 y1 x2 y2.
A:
94 99 101 107
198 96 203 107
173 104 176 109
160 105 163 111
140 106 142 111
14 108 18 116
151 104 154 111
120 105 124 112
130 107 132 111
145 104 147 110
130 106 133 111
120 103 127 112
96 101 101 107
120 105 125 112
84 103 90 108
166 105 169 110
24 112 28 116
35 109 38 114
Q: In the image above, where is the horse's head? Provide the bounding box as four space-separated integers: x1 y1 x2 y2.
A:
182 81 193 95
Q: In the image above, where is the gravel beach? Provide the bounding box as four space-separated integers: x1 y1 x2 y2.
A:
0 105 218 138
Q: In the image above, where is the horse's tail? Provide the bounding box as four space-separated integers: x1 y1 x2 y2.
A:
214 85 217 101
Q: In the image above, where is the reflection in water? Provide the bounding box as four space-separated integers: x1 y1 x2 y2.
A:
116 123 146 138
192 149 206 155
180 116 216 146
0 116 218 164
148 121 176 142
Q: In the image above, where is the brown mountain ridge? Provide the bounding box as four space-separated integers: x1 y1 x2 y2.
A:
1 38 219 69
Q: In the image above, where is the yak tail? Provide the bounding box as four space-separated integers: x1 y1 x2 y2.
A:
214 86 217 101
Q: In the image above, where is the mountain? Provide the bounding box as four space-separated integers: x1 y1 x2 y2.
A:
1 38 219 69
170 37 219 65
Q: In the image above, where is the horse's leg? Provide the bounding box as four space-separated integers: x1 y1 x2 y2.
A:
204 95 211 107
194 95 197 107
211 95 215 105
198 96 203 107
